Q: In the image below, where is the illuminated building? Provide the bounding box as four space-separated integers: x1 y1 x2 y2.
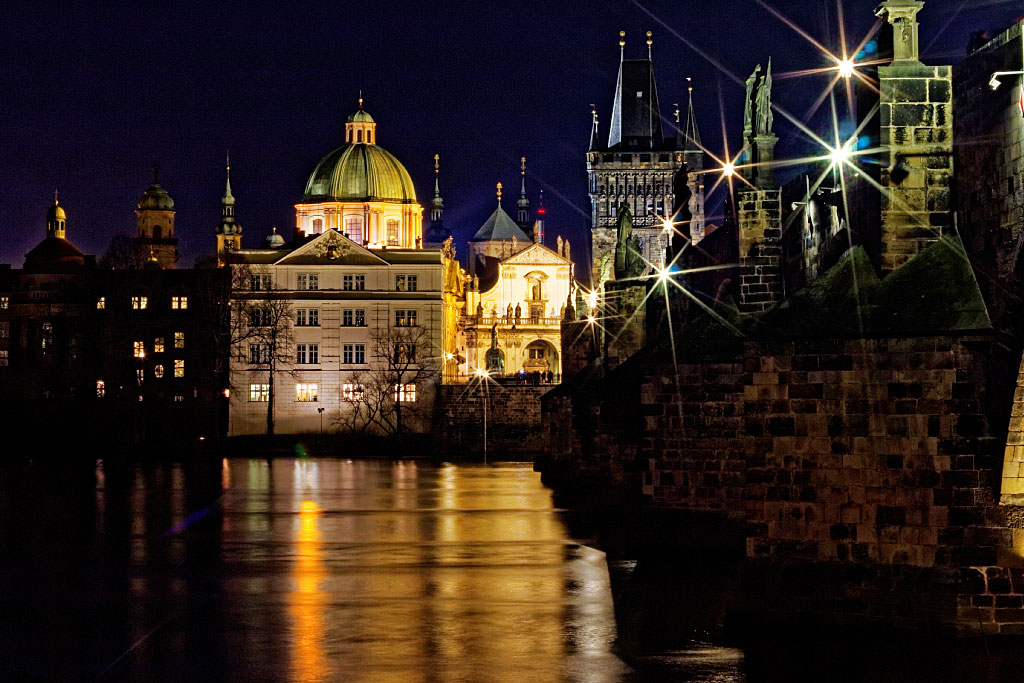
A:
290 97 423 248
134 164 179 269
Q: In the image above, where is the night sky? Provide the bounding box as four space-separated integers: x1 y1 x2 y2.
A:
2 1 1020 273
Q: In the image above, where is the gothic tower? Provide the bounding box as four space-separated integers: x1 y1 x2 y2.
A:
681 80 707 242
517 156 532 239
422 154 452 248
587 31 684 286
135 164 178 269
216 154 243 266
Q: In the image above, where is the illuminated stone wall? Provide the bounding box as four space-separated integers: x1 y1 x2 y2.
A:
738 188 784 312
436 384 554 453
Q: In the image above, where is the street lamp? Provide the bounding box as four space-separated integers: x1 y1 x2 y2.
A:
317 406 324 441
474 368 490 464
989 28 1024 94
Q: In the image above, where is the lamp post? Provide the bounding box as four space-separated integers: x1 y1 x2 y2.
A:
317 406 324 443
988 26 1024 114
475 368 490 465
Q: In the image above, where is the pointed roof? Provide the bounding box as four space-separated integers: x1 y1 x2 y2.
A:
607 32 664 150
683 81 702 155
223 152 235 205
470 203 531 243
588 105 600 151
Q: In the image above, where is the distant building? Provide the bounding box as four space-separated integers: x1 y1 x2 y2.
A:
134 165 179 269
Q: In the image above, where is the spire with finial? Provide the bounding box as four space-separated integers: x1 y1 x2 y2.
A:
683 77 703 156
496 182 503 205
619 30 625 60
223 150 235 205
46 188 67 239
152 161 160 186
534 189 546 244
431 154 444 222
358 89 363 109
517 156 531 228
646 30 653 59
589 104 599 150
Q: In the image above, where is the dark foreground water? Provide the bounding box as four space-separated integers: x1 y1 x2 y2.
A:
2 457 1024 682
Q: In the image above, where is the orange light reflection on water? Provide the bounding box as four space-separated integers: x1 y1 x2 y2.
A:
290 498 327 682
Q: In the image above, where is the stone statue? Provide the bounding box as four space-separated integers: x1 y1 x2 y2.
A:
564 239 570 263
598 252 612 286
441 235 456 260
473 274 479 291
490 323 498 348
502 241 509 259
564 292 575 321
514 303 521 322
511 235 518 253
476 301 483 318
614 202 645 280
485 323 504 373
743 64 761 135
506 303 513 320
575 283 586 320
556 235 564 257
755 59 774 136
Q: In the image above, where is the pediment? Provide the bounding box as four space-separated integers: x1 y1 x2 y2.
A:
275 230 389 266
502 243 569 266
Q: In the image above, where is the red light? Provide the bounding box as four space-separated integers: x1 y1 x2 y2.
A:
537 207 546 214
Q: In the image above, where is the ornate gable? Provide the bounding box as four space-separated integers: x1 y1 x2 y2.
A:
501 242 568 266
275 229 389 266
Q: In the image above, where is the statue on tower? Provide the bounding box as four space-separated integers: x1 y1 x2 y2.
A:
754 59 774 136
613 202 644 280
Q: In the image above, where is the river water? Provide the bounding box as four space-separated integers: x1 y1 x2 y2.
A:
3 457 1023 682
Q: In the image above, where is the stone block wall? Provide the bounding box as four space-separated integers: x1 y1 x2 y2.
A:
738 189 784 313
878 62 953 272
602 281 647 371
436 384 553 453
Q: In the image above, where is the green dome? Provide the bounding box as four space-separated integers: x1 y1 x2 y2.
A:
302 143 417 203
347 109 375 123
138 183 175 211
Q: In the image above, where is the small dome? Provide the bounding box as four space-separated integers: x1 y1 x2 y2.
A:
138 183 175 211
46 202 66 222
262 226 286 248
347 109 375 123
301 143 417 203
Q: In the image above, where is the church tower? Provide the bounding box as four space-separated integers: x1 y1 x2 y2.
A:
135 164 178 269
215 154 243 266
587 31 684 286
422 154 452 248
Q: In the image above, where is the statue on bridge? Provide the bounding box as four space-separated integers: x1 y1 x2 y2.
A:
613 202 644 280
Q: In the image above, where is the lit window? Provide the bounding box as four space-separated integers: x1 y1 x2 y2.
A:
96 380 105 397
0 350 8 366
249 383 270 402
296 383 318 402
343 274 365 291
296 309 319 327
296 343 319 364
174 359 184 378
344 217 363 244
0 296 8 309
312 218 323 233
250 274 272 291
394 383 417 402
154 364 164 378
154 337 164 353
95 297 104 310
342 343 365 364
396 274 418 292
171 296 188 310
174 395 185 402
136 368 145 384
0 322 8 339
297 273 319 291
342 383 364 401
395 309 417 327
174 332 184 348
249 308 270 327
41 322 53 350
133 340 145 358
131 296 148 310
386 219 400 246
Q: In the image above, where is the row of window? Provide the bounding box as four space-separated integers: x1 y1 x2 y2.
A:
247 307 414 328
135 360 185 379
253 274 418 292
309 217 402 246
247 382 417 403
96 379 187 397
133 333 185 357
95 296 188 310
246 342 415 365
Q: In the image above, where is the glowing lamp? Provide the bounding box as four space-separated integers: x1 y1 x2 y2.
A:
837 58 855 79
661 218 673 234
722 162 736 177
223 388 230 398
587 316 596 324
829 143 853 166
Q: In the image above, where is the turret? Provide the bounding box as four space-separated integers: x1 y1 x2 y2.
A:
216 153 243 265
46 190 66 239
517 156 532 238
134 163 178 269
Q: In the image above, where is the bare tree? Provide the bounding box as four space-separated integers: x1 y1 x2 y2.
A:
361 325 438 436
231 265 296 436
99 234 139 270
332 370 379 435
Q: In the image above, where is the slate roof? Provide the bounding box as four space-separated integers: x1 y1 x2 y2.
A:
470 204 531 243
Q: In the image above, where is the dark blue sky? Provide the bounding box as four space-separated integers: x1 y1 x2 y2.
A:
1 1 1019 272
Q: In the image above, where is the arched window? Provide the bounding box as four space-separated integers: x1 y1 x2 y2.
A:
312 218 323 233
153 225 162 239
357 130 363 143
367 130 373 144
386 219 400 246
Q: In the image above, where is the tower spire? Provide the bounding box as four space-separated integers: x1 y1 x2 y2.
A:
152 161 160 185
619 30 625 61
496 182 503 205
684 78 702 152
431 154 444 222
588 104 599 150
517 156 531 229
358 89 364 109
224 150 234 203
646 30 652 60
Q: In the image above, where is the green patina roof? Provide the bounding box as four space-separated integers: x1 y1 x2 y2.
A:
301 143 417 204
470 204 531 243
347 110 375 123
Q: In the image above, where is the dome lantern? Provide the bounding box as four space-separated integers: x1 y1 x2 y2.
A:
344 92 377 145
